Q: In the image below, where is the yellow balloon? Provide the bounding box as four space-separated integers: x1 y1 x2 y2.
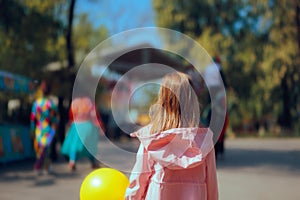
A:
80 168 129 200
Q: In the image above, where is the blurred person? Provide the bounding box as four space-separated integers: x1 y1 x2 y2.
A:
126 72 218 200
214 111 228 159
30 81 59 174
203 55 228 160
61 96 104 171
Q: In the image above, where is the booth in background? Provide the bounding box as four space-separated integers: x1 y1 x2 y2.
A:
0 125 34 163
0 70 35 163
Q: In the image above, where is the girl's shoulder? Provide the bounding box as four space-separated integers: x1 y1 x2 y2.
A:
132 125 152 138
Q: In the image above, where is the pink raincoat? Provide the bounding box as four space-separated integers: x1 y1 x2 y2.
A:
126 127 218 200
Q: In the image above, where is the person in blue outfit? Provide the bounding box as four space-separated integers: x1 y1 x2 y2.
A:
61 96 103 171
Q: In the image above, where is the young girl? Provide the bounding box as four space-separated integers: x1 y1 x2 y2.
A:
125 72 218 200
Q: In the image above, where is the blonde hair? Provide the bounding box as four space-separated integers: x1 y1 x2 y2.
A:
150 72 200 134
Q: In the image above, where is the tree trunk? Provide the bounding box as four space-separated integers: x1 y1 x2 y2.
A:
279 73 292 128
66 0 76 69
58 0 76 146
295 0 300 53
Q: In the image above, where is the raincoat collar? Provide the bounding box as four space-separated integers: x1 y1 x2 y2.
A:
134 126 214 169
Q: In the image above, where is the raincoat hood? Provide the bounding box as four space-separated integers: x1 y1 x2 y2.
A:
134 127 214 169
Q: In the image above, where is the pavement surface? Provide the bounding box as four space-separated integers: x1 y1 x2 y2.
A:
0 137 299 200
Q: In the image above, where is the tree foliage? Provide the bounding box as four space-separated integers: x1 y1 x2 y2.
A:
73 13 108 65
0 0 66 77
153 0 300 131
0 0 108 90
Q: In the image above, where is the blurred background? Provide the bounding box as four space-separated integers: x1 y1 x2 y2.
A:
1 0 299 138
0 0 299 199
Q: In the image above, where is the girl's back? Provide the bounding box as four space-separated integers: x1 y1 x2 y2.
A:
126 127 218 200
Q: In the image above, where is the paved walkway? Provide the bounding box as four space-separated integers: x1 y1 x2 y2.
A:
217 138 300 200
0 138 299 200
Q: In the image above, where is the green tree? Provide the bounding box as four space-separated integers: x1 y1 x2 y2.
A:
73 13 108 65
0 0 65 77
259 0 300 129
153 0 300 132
